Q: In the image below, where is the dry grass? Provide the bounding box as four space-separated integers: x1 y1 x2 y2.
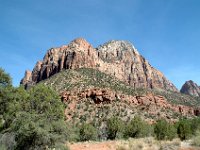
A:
191 131 200 147
116 137 181 150
68 137 200 150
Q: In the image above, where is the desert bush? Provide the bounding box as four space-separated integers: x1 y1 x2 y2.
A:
79 123 97 141
177 119 192 140
124 116 152 138
190 117 200 134
0 132 16 150
10 85 69 149
107 117 124 140
191 130 200 147
154 119 176 140
0 67 12 88
0 75 68 150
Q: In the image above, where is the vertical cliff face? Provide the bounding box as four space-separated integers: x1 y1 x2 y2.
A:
30 38 98 83
21 38 178 92
96 40 177 91
180 80 200 97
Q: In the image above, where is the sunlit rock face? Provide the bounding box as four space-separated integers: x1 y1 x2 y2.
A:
180 80 200 97
21 38 178 92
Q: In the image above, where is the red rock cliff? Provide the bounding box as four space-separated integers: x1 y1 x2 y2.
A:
21 38 178 92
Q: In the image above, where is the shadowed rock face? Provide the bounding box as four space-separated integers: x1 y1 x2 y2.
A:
180 80 200 97
21 38 178 92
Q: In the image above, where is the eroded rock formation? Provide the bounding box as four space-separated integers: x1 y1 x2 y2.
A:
21 38 178 92
61 88 200 117
180 80 200 97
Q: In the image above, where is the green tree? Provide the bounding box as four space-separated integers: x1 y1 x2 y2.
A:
107 117 123 140
124 116 152 138
0 68 14 131
27 84 64 120
1 84 68 149
79 123 97 141
177 119 192 140
0 68 12 88
11 112 68 150
190 117 200 135
1 86 28 130
154 119 176 140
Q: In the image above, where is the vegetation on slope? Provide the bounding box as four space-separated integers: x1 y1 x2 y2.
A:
153 88 200 107
0 68 69 150
42 68 200 107
1 67 200 149
42 68 147 96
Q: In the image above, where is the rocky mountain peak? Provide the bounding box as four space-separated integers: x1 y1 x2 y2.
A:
69 37 93 50
21 38 178 92
180 80 200 97
97 40 139 55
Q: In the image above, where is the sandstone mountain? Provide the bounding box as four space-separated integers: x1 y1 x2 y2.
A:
21 38 178 92
21 38 200 122
180 80 200 97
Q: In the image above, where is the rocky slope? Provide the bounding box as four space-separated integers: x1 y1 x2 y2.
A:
21 38 178 92
180 80 200 97
62 88 200 118
39 68 200 123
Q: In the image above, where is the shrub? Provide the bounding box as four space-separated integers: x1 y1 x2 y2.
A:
191 130 200 147
190 117 200 135
79 123 97 141
154 119 176 140
106 117 124 140
0 84 68 149
177 119 192 140
0 67 12 88
0 132 16 150
124 116 152 138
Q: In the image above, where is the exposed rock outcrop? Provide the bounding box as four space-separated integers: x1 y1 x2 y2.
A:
180 80 200 97
20 70 33 89
61 88 200 117
21 38 178 92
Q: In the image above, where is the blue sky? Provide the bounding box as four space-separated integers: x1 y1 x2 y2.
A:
1 0 200 89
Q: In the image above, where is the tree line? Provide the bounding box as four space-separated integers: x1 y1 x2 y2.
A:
0 67 200 149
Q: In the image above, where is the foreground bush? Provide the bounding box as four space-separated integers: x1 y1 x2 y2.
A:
191 131 200 147
79 123 97 141
0 76 68 150
124 116 152 138
154 119 176 140
107 117 124 140
190 117 200 134
0 67 12 87
13 85 68 149
177 119 192 140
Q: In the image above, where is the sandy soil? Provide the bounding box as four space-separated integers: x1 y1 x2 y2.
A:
69 141 117 150
68 140 200 150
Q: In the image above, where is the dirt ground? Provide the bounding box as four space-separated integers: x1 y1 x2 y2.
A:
68 140 200 150
69 141 117 150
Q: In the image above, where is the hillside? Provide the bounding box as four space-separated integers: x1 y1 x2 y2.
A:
20 38 200 123
2 38 200 149
40 68 200 125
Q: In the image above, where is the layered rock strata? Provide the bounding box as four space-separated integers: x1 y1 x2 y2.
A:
62 88 200 117
21 38 178 92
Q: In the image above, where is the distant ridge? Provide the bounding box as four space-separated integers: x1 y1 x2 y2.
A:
180 80 200 97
